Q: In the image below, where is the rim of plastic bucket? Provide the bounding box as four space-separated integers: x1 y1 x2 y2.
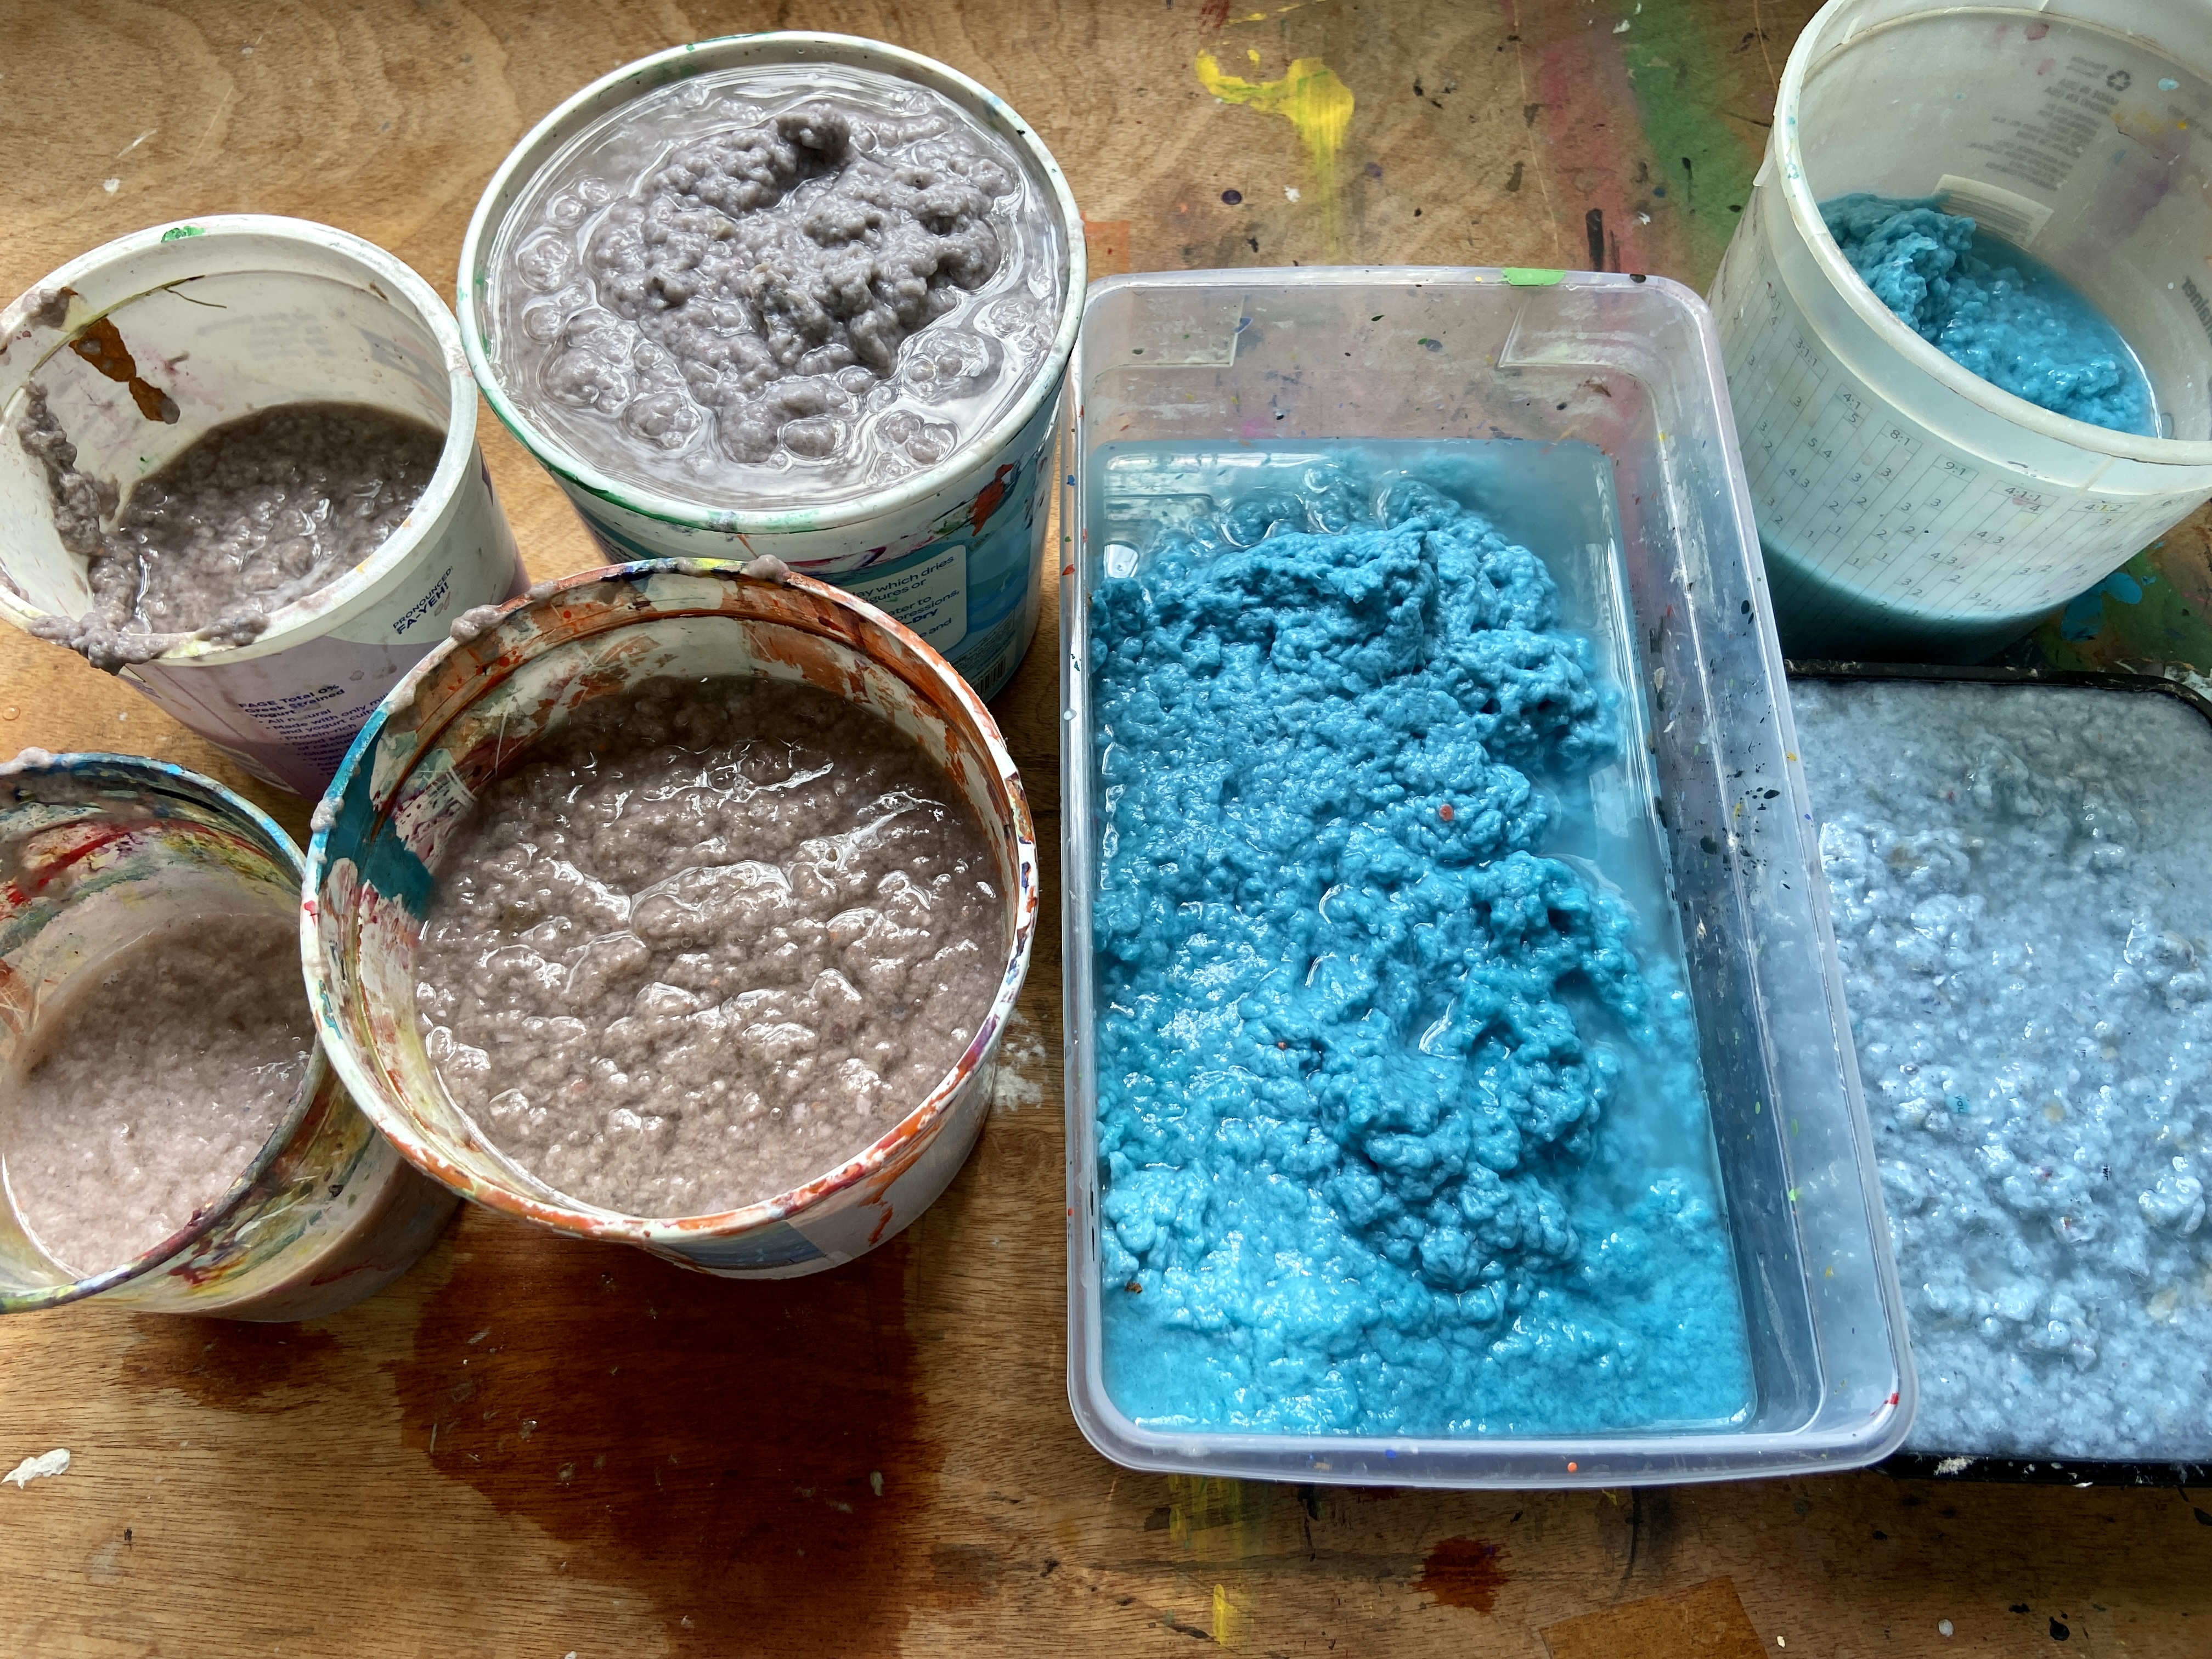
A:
302 557 1040 1249
1773 1 2212 468
454 31 1087 537
0 215 485 665
0 750 325 1312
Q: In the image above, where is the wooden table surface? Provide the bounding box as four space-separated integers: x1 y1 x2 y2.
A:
4 3 2212 1655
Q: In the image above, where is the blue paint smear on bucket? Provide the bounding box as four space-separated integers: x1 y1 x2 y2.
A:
2059 568 2147 641
318 753 439 919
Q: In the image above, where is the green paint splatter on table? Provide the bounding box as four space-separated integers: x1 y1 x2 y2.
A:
1609 0 1780 287
2023 532 2212 675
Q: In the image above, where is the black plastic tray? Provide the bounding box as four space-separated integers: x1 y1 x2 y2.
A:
1787 660 2212 1488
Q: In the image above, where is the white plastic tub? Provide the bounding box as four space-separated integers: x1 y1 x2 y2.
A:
0 217 526 794
1709 0 2212 660
456 33 1084 701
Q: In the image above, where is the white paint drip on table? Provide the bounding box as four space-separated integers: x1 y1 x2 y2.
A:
3 1448 70 1487
988 1008 1048 1114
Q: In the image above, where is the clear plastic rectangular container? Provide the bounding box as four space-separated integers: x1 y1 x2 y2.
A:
1060 268 1916 1487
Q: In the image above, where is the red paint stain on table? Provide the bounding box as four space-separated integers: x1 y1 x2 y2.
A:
1414 1534 1508 1611
1515 8 1655 276
385 1218 941 1659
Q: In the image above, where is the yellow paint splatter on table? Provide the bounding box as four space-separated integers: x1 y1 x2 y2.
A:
1167 1474 1277 1559
1194 51 1355 254
1211 1580 1249 1647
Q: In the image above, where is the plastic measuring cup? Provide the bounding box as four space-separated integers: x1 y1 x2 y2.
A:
0 217 527 794
0 752 456 1319
1709 0 2212 661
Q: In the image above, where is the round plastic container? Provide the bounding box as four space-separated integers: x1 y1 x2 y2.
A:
303 559 1038 1278
1708 0 2212 660
455 33 1085 702
0 752 458 1319
0 217 528 794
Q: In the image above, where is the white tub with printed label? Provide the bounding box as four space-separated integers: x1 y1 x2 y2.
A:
0 217 526 794
455 34 1082 701
1708 0 2212 660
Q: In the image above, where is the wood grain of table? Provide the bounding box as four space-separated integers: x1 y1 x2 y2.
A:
3 4 2210 1655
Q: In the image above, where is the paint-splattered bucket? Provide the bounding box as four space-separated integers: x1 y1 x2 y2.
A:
0 753 458 1319
303 560 1038 1277
0 217 528 795
455 33 1085 701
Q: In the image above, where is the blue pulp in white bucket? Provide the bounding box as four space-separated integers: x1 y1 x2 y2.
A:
1819 194 2157 438
1707 2 2212 664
